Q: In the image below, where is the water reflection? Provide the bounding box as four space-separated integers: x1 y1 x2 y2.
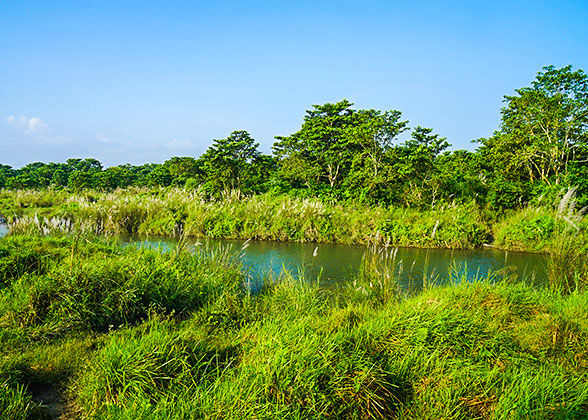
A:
0 226 547 290
120 234 547 290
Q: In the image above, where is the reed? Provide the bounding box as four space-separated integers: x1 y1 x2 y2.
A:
545 188 588 294
1 188 490 249
346 245 402 304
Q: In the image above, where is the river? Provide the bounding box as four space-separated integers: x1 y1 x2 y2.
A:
120 234 547 291
0 225 547 290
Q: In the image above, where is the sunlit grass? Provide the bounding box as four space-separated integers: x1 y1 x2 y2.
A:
0 233 587 418
1 188 490 249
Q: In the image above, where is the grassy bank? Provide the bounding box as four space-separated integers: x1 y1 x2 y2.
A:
493 207 587 252
1 188 489 249
1 187 587 253
1 233 588 419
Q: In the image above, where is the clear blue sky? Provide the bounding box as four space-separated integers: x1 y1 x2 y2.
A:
1 0 587 168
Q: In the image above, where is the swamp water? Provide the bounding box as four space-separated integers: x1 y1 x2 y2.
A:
120 234 547 291
0 224 547 291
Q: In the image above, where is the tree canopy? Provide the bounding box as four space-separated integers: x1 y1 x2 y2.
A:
273 100 408 200
478 65 588 207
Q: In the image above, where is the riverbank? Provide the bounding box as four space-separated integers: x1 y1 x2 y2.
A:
0 187 558 251
1 234 587 419
2 187 491 248
2 188 587 253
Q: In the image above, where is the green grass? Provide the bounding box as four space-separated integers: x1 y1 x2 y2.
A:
492 188 588 254
493 206 561 252
1 233 587 419
71 281 588 419
1 188 490 249
3 187 588 253
0 381 37 420
0 235 243 337
492 192 588 293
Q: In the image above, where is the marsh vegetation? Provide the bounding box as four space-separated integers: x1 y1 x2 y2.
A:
0 234 587 419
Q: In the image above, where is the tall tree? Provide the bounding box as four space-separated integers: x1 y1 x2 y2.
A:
201 130 261 193
273 101 354 192
66 158 103 173
273 100 408 199
396 126 449 207
479 65 588 208
161 157 201 186
0 165 15 188
68 171 93 191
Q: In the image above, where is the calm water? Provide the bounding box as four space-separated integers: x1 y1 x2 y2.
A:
120 234 548 290
0 225 547 290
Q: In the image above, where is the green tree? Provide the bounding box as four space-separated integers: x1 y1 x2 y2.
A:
6 174 36 189
566 142 588 206
51 169 69 187
66 158 103 173
133 164 159 186
201 130 261 193
396 126 449 206
273 100 408 199
246 154 278 193
434 150 486 204
479 65 588 208
274 100 356 192
0 165 15 188
92 166 137 190
161 157 202 186
147 165 172 187
18 162 52 187
68 171 94 191
111 165 138 188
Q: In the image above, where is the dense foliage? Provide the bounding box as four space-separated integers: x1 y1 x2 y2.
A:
2 66 587 210
478 65 588 209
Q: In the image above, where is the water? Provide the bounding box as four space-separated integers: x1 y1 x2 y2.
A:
120 234 548 290
0 225 547 290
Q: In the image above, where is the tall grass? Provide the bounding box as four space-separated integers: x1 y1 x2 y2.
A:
1 188 490 249
0 234 244 336
1 233 588 418
347 245 402 304
546 188 588 294
493 187 588 254
0 381 37 420
71 280 588 419
493 206 561 252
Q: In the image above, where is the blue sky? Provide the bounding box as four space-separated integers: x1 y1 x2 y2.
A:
1 0 587 168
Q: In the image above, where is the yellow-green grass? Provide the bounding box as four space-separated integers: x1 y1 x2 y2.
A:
1 234 587 419
1 188 489 249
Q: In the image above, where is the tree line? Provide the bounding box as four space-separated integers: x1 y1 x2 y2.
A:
1 65 587 210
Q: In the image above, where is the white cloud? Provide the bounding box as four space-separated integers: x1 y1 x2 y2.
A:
6 114 48 134
25 117 47 134
96 134 116 143
166 139 197 152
